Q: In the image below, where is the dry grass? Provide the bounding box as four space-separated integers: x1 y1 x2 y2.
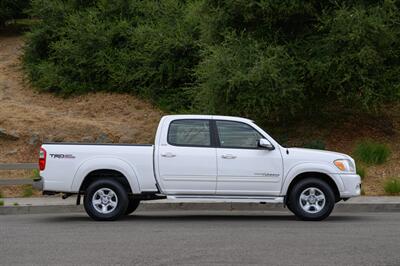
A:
0 36 163 161
0 35 163 196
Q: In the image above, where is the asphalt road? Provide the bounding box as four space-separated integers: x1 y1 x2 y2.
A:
1 210 399 265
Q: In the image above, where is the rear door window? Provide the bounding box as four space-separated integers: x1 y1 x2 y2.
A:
168 120 211 147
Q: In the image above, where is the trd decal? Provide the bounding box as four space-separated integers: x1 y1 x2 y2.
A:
49 154 76 159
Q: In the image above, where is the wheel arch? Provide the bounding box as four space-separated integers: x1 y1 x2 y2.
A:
284 171 341 204
71 157 141 194
79 169 133 194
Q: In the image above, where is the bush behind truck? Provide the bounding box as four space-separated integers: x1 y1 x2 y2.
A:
23 0 400 125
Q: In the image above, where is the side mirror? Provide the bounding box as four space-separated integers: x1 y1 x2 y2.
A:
258 138 275 150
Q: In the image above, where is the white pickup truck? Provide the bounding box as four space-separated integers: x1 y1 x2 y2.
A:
35 115 361 221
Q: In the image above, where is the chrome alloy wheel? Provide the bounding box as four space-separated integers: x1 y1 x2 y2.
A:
92 188 118 214
299 187 326 214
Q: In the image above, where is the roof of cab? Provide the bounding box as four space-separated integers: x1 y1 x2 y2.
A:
161 114 253 123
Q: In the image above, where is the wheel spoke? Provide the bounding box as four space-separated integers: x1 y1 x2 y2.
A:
309 188 315 196
92 199 102 205
300 194 308 201
316 195 325 202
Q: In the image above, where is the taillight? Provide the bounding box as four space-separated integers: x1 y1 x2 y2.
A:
39 147 46 171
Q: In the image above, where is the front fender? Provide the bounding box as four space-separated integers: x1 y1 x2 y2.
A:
71 157 141 193
281 162 344 195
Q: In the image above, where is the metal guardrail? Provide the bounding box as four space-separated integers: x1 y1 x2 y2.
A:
0 163 37 170
0 163 37 186
0 179 34 185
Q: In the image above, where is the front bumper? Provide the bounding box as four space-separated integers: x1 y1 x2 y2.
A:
33 177 44 191
339 174 361 198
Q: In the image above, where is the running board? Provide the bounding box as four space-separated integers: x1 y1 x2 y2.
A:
166 195 284 204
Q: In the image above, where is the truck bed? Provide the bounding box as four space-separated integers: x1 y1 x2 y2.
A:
40 143 157 193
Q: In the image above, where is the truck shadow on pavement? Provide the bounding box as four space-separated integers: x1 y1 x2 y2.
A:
41 212 366 223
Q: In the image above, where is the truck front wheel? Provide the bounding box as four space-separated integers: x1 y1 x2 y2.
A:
287 178 335 221
84 179 128 221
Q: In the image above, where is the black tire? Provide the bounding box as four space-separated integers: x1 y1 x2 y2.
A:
84 178 129 221
286 202 295 213
125 198 141 215
287 178 335 221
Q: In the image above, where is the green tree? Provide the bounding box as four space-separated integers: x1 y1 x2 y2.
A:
23 0 400 123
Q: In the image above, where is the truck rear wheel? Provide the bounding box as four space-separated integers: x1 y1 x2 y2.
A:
84 179 128 221
287 178 335 221
125 198 141 215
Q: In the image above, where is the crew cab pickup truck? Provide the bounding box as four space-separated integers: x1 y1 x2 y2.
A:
35 115 361 221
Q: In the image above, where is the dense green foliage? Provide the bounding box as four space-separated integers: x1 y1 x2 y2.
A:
383 178 400 194
0 0 30 27
24 0 400 122
356 164 367 180
354 140 391 165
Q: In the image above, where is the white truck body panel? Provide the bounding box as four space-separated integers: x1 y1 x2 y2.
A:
39 114 361 199
40 144 157 193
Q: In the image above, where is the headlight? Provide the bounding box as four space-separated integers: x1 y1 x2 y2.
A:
334 159 355 172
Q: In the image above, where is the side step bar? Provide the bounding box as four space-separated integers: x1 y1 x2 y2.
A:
166 195 284 204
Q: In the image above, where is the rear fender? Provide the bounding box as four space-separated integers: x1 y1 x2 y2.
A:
71 157 141 193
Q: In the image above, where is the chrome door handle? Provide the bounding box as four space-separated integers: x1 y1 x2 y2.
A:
161 152 176 158
221 154 237 159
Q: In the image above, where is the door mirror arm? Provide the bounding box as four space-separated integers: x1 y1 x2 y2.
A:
258 138 275 150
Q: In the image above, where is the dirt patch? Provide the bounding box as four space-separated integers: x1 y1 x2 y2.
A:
0 35 163 163
0 35 163 196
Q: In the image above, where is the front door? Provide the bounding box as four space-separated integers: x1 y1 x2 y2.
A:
215 120 283 196
157 119 217 195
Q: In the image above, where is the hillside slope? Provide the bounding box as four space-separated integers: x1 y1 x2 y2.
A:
0 35 163 164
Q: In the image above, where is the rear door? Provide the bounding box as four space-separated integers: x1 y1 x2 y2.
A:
215 120 283 196
157 119 217 194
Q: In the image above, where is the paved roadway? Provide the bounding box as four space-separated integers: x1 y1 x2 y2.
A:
1 210 399 265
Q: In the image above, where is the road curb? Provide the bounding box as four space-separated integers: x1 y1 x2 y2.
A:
334 203 400 212
1 202 400 215
0 205 84 215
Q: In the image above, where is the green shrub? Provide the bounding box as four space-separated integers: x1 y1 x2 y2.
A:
353 140 391 165
302 139 326 150
23 0 400 122
22 185 33 197
356 164 367 180
0 200 4 206
193 34 303 120
24 0 200 111
31 169 40 180
13 202 19 206
0 190 3 198
384 178 400 195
